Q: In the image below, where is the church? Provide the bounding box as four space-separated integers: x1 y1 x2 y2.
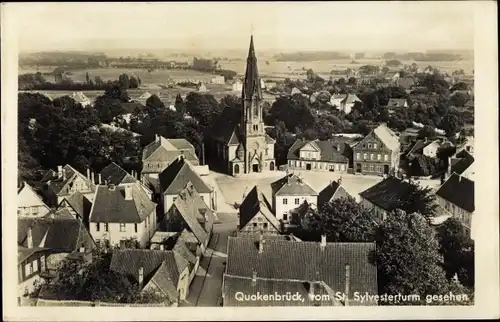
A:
205 35 276 176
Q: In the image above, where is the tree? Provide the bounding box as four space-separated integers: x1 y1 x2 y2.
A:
376 210 458 305
129 76 139 89
436 217 475 289
396 180 438 218
94 76 103 86
440 113 463 138
118 73 130 89
174 94 186 115
448 91 469 108
86 72 90 85
385 59 402 67
303 196 379 242
145 94 165 116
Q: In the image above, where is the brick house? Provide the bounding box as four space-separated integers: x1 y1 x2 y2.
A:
352 124 400 176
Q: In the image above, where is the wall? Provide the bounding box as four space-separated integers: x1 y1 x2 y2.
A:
163 192 211 215
436 195 473 237
177 267 191 300
90 211 156 248
287 159 348 172
423 142 440 158
353 133 395 175
239 212 280 234
360 198 387 222
274 195 318 223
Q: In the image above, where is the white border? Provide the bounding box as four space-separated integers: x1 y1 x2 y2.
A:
2 1 499 320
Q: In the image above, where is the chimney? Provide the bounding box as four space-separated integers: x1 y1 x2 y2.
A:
124 185 133 200
447 156 452 175
108 184 116 191
320 235 327 248
91 172 95 184
98 173 102 184
138 267 144 288
338 177 342 185
79 246 85 253
202 142 206 166
458 175 462 182
86 168 91 179
159 244 165 251
155 134 160 142
252 270 257 286
27 227 33 248
344 264 350 306
57 165 63 179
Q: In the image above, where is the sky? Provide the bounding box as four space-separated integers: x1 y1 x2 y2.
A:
9 2 475 53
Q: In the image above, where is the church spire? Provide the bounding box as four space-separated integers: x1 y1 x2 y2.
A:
242 35 262 100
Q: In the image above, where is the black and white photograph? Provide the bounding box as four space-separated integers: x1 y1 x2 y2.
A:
2 1 498 320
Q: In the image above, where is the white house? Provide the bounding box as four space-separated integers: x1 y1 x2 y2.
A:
18 182 50 218
232 80 243 92
211 75 225 84
270 173 318 225
89 183 157 248
329 94 361 114
70 92 92 107
435 173 475 239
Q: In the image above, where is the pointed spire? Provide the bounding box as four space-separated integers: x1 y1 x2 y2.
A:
248 34 256 60
243 35 262 100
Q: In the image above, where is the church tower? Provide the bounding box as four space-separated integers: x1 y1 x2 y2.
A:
240 35 267 173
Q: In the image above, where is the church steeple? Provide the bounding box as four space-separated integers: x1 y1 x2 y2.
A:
242 35 262 101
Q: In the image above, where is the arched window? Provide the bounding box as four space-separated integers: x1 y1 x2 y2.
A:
234 164 240 174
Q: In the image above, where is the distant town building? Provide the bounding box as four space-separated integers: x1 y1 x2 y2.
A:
211 75 225 84
231 80 243 92
70 92 91 107
329 93 361 114
286 139 349 173
317 179 350 207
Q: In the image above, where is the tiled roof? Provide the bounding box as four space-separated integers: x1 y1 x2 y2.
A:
168 182 215 245
225 237 378 299
18 217 95 252
41 165 95 197
110 249 188 299
239 186 281 232
173 237 197 267
158 157 212 195
359 176 411 211
406 139 435 156
236 233 301 241
436 173 474 213
89 183 156 223
271 173 318 197
18 246 47 265
318 181 350 206
205 107 241 145
287 139 349 163
142 136 199 164
372 124 400 151
451 150 474 175
59 191 92 221
223 274 343 306
99 162 137 185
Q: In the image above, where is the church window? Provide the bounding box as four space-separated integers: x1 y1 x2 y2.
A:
253 106 258 116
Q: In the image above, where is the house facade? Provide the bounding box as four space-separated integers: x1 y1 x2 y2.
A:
435 173 475 239
330 94 361 114
18 182 50 218
286 139 350 173
204 36 276 176
271 174 318 224
89 183 157 248
18 247 47 297
352 124 400 176
238 186 281 235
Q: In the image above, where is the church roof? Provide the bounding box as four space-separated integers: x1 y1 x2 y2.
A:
243 35 263 101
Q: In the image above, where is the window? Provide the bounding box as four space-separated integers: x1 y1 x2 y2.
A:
307 152 311 158
263 223 268 229
201 196 204 202
370 164 374 171
173 197 177 202
384 154 389 161
104 223 109 232
370 153 375 160
356 153 360 160
341 164 345 171
295 198 300 205
40 255 46 271
257 217 263 222
373 143 377 149
363 153 367 160
265 148 269 155
134 224 138 233
119 223 126 232
283 214 288 221
25 263 32 276
368 143 372 149
253 223 258 227
283 198 288 205
33 260 38 272
96 223 100 232
377 154 381 161
95 239 100 247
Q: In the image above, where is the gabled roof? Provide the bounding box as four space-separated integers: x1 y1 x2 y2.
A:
317 181 350 206
159 157 212 195
225 237 378 299
89 182 156 223
41 164 95 197
142 136 199 164
173 237 197 267
17 181 50 210
58 191 92 221
110 249 188 300
271 174 318 197
359 176 411 212
239 186 281 231
18 246 47 265
451 150 474 175
18 217 95 252
406 139 437 156
287 139 349 163
223 274 342 306
168 182 216 245
100 162 137 185
436 173 474 213
372 124 400 151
